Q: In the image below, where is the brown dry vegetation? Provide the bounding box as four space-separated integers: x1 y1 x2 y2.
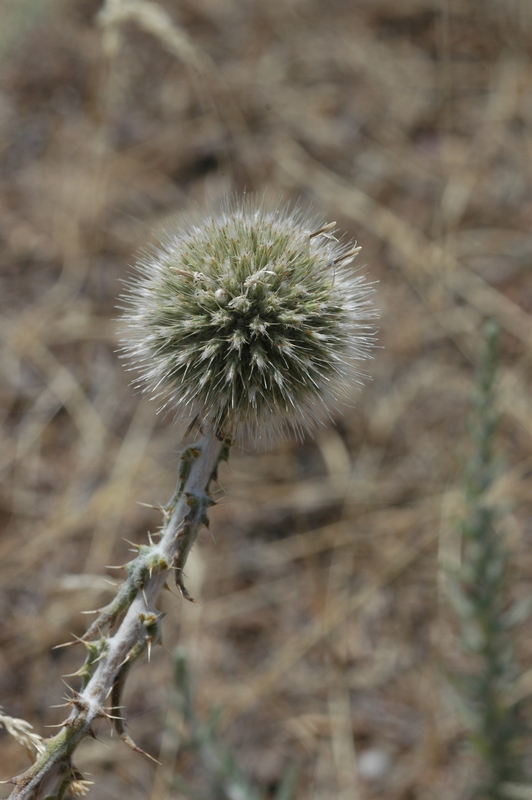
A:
1 1 532 798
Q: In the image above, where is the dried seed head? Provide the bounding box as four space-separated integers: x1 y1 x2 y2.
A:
121 198 378 443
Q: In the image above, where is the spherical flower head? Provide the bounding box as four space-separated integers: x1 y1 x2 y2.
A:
121 198 378 443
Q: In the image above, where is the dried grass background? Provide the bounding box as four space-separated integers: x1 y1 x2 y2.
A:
1 0 532 798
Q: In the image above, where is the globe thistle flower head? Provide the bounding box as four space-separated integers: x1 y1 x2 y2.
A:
122 198 378 443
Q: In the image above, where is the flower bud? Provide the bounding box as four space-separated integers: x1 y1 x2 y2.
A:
121 198 378 442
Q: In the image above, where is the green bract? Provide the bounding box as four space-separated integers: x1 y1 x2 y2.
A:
122 199 377 442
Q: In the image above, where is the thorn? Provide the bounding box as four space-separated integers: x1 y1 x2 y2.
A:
103 579 120 588
88 729 111 750
44 721 71 729
147 639 152 662
91 650 106 664
80 626 106 644
176 575 198 604
123 538 142 550
120 731 161 765
309 221 336 238
173 523 185 542
101 712 113 730
184 414 200 438
52 640 78 649
116 654 131 671
136 502 159 510
105 564 126 571
164 581 180 599
333 246 362 264
80 623 107 648
80 609 100 616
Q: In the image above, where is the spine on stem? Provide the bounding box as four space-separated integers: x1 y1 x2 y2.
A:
9 428 224 800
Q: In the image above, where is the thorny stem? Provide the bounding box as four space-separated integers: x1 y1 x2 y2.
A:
8 426 226 800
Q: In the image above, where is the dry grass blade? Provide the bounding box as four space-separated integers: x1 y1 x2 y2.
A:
1 1 532 797
222 530 437 725
274 138 532 351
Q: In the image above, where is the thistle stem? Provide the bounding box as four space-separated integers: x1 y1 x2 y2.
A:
9 426 225 800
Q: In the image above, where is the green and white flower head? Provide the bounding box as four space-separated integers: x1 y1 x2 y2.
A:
122 198 378 443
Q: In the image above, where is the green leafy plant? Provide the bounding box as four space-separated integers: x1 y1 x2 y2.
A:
448 321 530 799
167 647 299 800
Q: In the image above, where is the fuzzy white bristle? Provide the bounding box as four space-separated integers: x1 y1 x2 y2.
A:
121 197 378 443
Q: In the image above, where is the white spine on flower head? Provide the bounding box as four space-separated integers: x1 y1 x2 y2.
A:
121 197 378 443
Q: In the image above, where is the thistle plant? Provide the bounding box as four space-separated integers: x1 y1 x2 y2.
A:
6 198 377 799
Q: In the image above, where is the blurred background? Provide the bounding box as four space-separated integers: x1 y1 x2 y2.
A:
1 1 532 798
